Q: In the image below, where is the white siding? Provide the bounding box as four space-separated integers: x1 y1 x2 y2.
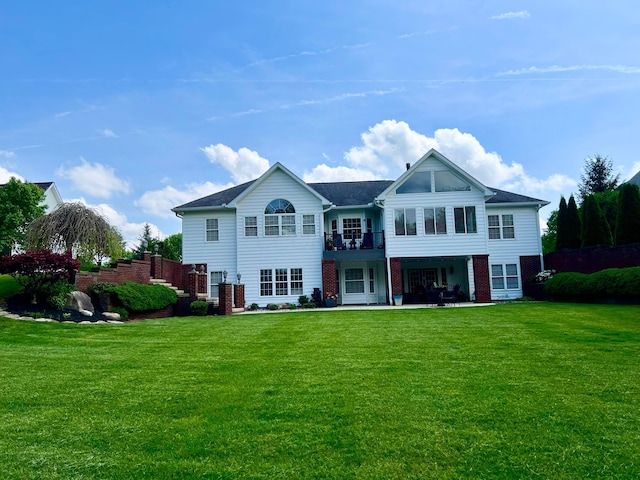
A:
384 159 489 258
236 169 324 306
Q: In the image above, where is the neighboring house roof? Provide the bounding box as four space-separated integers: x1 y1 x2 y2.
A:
0 180 63 212
625 170 640 188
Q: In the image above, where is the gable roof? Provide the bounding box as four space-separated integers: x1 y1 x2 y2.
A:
485 187 549 206
376 149 495 200
309 180 393 207
626 170 640 188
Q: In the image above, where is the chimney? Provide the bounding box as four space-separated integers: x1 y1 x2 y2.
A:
406 163 410 170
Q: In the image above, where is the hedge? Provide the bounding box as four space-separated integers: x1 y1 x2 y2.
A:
106 282 178 312
544 267 640 303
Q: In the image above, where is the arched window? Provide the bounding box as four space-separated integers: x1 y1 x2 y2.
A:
264 199 296 236
265 199 295 214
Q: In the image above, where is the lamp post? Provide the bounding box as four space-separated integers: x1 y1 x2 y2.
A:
237 272 242 284
223 269 228 283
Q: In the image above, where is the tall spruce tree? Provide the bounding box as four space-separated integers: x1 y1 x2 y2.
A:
555 196 570 249
615 183 640 245
578 154 620 200
581 195 612 247
565 195 582 248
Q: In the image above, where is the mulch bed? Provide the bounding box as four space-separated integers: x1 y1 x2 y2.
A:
5 297 115 323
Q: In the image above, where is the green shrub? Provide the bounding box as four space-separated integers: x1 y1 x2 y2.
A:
545 267 640 303
298 295 309 306
87 282 117 296
267 303 279 311
288 303 298 310
302 302 316 309
42 280 76 310
190 300 209 316
249 303 259 311
106 282 177 312
110 306 129 321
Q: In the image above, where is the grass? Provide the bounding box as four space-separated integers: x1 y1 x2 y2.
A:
0 274 22 300
1 303 639 479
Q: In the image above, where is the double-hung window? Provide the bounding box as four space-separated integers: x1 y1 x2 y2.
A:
488 214 515 239
244 216 258 237
264 199 296 236
210 271 223 298
491 264 519 290
343 218 362 240
454 206 477 234
424 207 447 235
394 208 417 236
302 215 315 235
205 218 219 241
259 268 303 296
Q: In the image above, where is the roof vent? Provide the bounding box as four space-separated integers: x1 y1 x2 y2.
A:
406 163 410 170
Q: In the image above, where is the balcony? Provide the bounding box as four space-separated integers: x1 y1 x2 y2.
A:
323 231 385 259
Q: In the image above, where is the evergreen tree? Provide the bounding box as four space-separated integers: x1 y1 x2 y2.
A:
615 183 640 245
555 196 569 249
541 209 558 254
581 195 612 247
565 195 582 248
578 154 619 200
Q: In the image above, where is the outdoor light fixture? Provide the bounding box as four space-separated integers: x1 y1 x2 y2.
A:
223 269 228 282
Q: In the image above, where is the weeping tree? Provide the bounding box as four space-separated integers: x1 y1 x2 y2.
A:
25 202 113 260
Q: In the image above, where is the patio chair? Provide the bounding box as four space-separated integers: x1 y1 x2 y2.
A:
360 232 374 249
441 284 460 306
332 232 346 250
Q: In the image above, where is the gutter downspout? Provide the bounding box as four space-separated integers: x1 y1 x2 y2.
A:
386 256 393 305
536 204 545 271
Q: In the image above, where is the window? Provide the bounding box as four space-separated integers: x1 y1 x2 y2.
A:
345 268 365 293
210 271 223 298
264 199 296 236
259 268 303 297
491 263 519 290
488 214 515 240
291 268 303 295
343 218 362 240
397 171 432 194
205 218 219 242
245 216 257 237
434 171 471 192
424 207 447 235
454 206 477 234
275 268 288 295
394 208 417 236
302 215 315 235
369 268 375 293
260 269 273 296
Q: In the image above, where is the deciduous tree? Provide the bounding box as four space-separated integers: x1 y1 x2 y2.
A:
0 178 46 252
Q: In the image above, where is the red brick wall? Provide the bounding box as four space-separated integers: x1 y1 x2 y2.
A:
128 304 175 321
390 257 403 297
322 259 337 298
75 259 152 293
219 282 233 315
545 243 640 274
472 255 491 303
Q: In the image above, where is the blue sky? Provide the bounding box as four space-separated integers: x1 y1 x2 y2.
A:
2 1 639 247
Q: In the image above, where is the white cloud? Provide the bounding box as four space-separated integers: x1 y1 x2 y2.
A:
201 144 270 183
136 181 234 218
0 150 15 158
100 129 117 138
321 120 574 195
56 158 131 199
302 164 380 183
497 64 640 76
490 11 531 20
0 166 24 183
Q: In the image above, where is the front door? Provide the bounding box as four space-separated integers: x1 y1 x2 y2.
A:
339 262 377 304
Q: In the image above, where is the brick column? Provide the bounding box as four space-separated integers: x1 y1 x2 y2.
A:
234 283 245 309
472 255 491 303
390 257 403 298
188 265 198 301
219 282 233 315
322 259 337 299
151 254 162 279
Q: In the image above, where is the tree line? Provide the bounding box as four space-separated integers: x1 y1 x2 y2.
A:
542 155 640 253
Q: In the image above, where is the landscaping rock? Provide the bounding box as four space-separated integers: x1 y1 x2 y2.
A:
66 291 95 313
78 309 93 317
103 311 121 321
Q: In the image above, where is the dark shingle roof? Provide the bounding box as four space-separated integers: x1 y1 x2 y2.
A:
626 170 640 188
486 187 547 205
309 180 393 206
174 180 547 210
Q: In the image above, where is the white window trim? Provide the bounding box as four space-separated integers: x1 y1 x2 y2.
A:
488 214 515 240
453 206 477 235
491 263 519 290
244 216 258 237
205 218 219 242
259 268 303 297
394 208 417 236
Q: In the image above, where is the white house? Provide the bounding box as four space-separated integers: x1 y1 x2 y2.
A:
173 149 549 306
33 182 63 213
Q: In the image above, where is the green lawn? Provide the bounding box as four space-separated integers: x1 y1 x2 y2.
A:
1 303 639 479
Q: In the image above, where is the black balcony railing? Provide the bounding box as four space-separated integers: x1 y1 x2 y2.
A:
324 231 385 252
